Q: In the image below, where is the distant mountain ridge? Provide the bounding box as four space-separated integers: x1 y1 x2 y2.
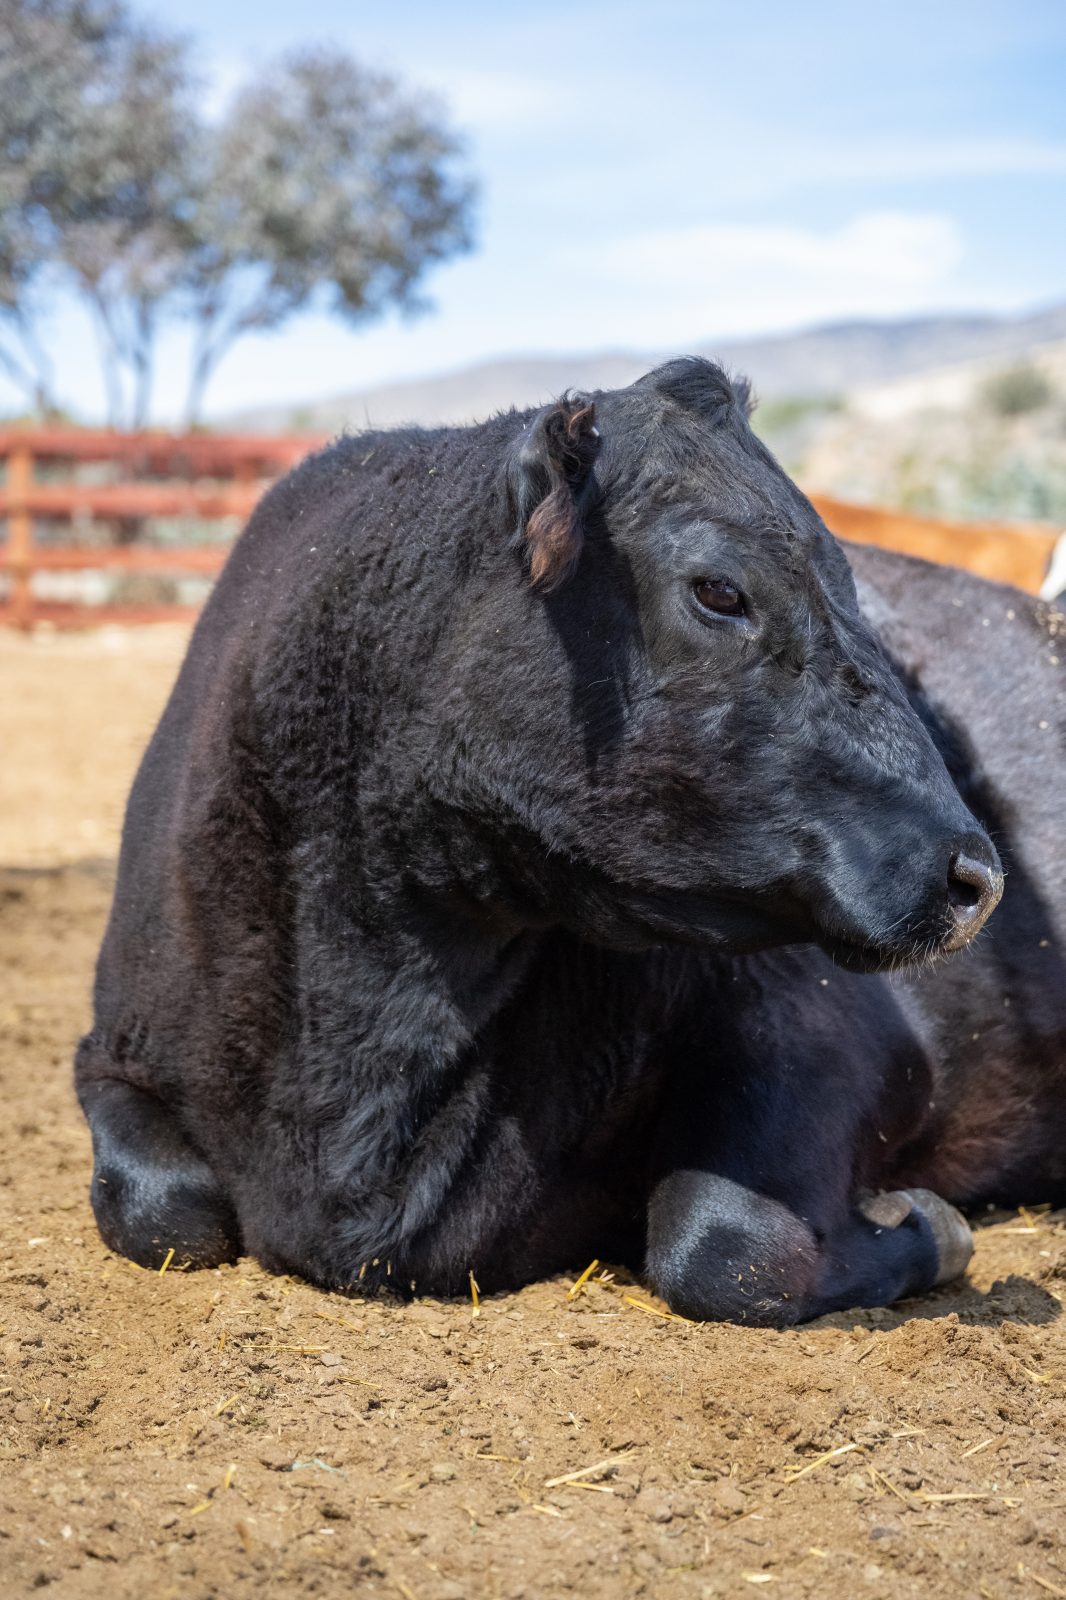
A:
231 302 1066 434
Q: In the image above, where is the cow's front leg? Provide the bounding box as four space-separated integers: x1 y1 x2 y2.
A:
76 1073 241 1270
645 1169 971 1325
644 962 974 1326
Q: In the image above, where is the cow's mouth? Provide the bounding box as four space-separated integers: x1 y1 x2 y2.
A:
815 933 932 975
814 921 971 975
806 839 1003 974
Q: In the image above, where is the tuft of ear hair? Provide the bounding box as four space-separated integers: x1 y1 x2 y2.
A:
513 396 600 591
729 372 756 419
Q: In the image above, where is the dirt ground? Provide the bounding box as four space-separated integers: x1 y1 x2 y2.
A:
2 626 1065 1600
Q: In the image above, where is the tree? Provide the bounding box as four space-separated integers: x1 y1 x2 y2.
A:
0 0 195 425
0 0 117 414
0 176 55 414
0 5 475 427
180 50 475 425
52 22 196 428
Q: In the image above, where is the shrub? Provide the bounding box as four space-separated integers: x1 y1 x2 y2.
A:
980 362 1054 418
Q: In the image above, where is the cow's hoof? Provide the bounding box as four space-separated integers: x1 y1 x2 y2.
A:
901 1188 974 1285
860 1187 973 1286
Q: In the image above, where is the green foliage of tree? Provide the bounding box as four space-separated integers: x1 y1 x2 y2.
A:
0 1 476 426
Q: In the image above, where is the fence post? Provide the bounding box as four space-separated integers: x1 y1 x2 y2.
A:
6 440 34 630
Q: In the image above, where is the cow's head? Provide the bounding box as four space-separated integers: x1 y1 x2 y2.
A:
435 358 1001 971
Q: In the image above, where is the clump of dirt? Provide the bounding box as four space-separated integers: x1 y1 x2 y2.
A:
2 629 1065 1599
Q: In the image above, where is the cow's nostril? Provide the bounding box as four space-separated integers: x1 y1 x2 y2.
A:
947 874 981 911
944 848 1004 950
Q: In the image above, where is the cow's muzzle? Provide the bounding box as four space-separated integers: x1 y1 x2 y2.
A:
943 843 1004 951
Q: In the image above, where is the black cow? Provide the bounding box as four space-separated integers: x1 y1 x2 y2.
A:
77 360 1027 1324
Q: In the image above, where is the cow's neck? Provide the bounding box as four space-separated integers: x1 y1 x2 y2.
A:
299 854 538 1074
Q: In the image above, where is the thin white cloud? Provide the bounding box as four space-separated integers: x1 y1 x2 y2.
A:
565 212 965 344
775 135 1066 186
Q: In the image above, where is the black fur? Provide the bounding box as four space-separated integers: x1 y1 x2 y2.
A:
78 359 1050 1324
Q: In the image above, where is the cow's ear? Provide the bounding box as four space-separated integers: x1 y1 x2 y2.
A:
730 373 756 419
511 395 600 591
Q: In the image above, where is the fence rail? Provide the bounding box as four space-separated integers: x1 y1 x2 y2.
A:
0 426 314 628
0 426 1061 629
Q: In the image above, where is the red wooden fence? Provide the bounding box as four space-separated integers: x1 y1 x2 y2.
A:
0 427 319 629
0 426 1061 629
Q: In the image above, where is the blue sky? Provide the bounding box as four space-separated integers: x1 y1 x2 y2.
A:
10 0 1066 421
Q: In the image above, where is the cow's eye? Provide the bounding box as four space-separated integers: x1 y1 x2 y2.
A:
693 578 745 617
